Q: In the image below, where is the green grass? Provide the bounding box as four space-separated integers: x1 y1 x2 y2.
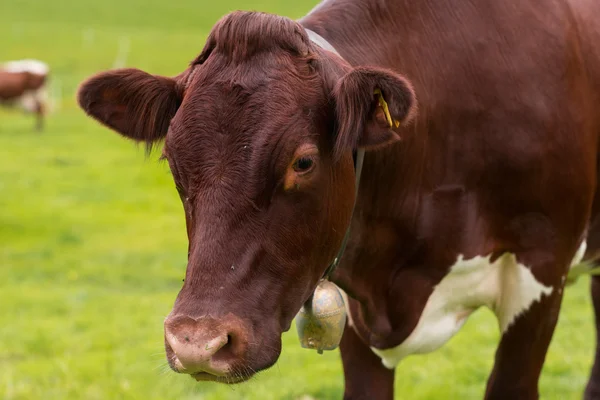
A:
0 0 597 398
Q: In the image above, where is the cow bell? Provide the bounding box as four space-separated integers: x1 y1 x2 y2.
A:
295 280 347 354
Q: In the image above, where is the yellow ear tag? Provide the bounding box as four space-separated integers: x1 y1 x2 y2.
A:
374 89 400 128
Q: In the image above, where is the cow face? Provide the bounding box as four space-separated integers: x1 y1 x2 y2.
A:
77 11 415 384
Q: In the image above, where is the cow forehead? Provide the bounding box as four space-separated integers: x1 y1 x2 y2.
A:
164 58 329 184
169 94 314 152
169 76 324 155
179 47 326 121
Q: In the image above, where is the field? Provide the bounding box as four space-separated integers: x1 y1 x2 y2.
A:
0 0 597 399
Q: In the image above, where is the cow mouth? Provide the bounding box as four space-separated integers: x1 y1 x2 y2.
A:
191 371 253 384
164 348 259 384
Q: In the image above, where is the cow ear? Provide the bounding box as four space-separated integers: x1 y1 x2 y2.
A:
333 67 416 158
77 68 183 143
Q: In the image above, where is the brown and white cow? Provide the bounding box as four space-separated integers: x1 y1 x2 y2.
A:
0 59 49 131
77 0 600 398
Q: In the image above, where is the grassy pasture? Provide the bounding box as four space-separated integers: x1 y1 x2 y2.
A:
0 0 597 398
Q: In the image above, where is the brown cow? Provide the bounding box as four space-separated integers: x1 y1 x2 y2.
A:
77 1 600 399
0 59 49 131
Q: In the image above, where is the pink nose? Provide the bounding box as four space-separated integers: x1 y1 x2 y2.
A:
164 314 248 377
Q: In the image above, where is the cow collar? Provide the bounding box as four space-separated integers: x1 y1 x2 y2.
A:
323 149 365 279
305 28 367 280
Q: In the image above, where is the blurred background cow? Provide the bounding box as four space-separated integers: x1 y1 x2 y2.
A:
0 59 49 131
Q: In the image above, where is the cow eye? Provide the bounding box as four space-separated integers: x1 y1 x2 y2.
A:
293 156 315 173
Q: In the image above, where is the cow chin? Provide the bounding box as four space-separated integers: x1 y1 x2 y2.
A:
190 372 252 384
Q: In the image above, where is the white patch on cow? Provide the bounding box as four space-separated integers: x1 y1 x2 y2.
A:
370 252 554 369
3 59 49 75
570 240 587 268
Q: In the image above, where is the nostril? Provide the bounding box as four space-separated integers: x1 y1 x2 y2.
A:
211 330 248 366
211 337 234 364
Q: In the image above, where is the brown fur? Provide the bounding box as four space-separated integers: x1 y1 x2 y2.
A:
78 1 600 398
0 70 45 100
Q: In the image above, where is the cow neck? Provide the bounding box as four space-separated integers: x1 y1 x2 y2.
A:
305 29 366 280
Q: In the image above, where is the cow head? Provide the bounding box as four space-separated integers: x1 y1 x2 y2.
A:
77 11 416 383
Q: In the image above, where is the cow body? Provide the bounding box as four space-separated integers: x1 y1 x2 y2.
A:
300 2 600 397
303 1 600 398
77 0 600 398
0 60 49 131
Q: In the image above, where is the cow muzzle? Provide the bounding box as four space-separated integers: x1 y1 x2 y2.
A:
164 314 251 383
